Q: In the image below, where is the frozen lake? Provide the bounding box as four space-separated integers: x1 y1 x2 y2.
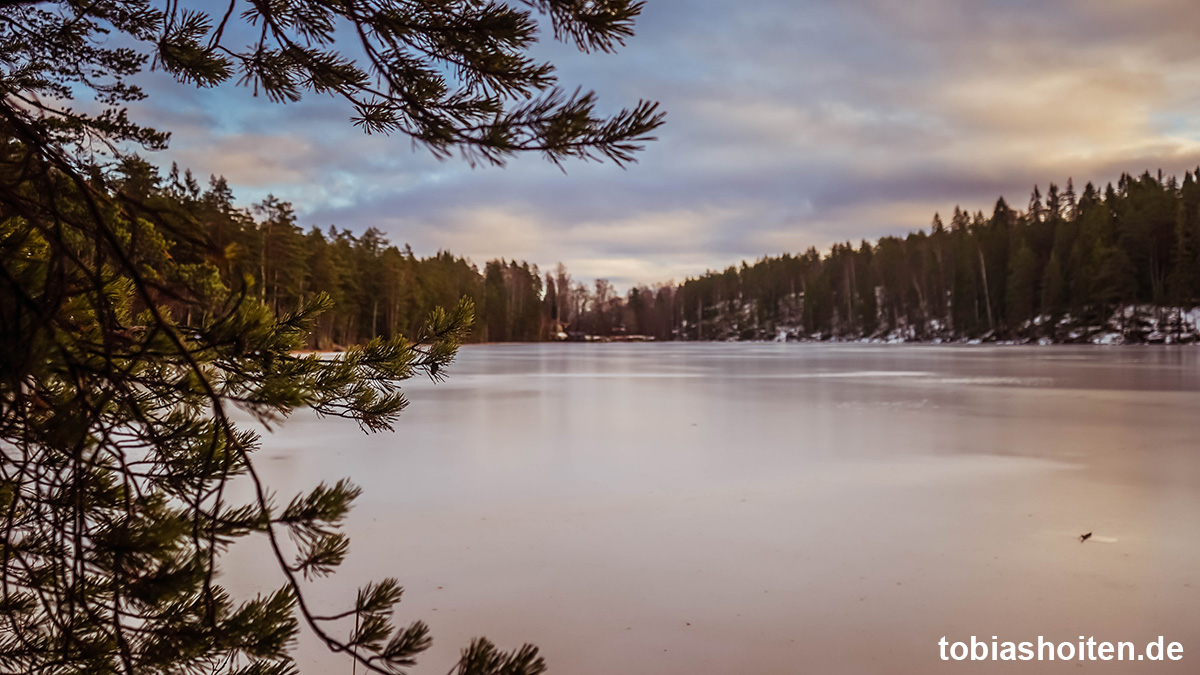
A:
233 343 1200 673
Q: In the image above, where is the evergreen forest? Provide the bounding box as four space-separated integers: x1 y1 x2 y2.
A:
130 161 1200 345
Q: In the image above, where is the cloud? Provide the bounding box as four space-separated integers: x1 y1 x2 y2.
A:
128 0 1200 290
171 134 319 186
315 201 747 287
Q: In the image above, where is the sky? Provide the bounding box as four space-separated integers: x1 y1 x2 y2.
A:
130 0 1200 289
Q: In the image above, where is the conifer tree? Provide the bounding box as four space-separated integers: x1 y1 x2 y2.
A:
0 1 662 673
1167 203 1198 307
1040 251 1065 330
1063 178 1079 221
1005 240 1036 334
1027 186 1045 224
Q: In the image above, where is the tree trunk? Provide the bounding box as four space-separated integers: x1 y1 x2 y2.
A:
977 247 995 330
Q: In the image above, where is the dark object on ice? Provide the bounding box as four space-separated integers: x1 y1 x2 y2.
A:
1080 532 1092 543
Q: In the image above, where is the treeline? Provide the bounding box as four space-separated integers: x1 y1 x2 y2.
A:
665 170 1200 342
116 157 649 345
124 158 1200 345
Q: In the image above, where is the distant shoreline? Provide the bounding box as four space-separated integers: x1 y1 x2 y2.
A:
454 338 1199 347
